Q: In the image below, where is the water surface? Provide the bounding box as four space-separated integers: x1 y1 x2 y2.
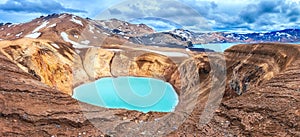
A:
73 76 179 113
193 43 242 52
194 42 300 52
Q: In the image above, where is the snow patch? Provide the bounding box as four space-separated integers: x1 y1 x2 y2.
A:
119 32 125 35
51 43 60 48
89 25 95 33
33 21 49 33
276 32 291 37
226 34 234 38
99 22 105 26
81 40 90 45
6 33 10 36
47 23 57 28
105 49 123 52
25 32 41 38
172 29 192 41
70 16 83 26
16 32 23 37
75 49 81 54
0 28 4 30
93 36 98 39
74 35 79 38
59 14 67 18
141 49 189 57
61 32 92 49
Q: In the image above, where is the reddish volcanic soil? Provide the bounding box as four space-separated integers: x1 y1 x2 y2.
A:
0 43 299 136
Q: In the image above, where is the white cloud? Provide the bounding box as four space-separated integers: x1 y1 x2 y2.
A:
130 17 182 32
95 0 211 32
181 0 300 31
0 0 8 4
0 0 299 32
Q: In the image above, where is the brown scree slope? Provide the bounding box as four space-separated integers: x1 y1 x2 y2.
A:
0 40 299 136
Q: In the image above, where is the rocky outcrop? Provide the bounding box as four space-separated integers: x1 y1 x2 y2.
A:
168 53 212 94
129 53 178 81
83 49 181 84
225 43 299 96
0 38 92 95
83 48 115 79
0 39 75 95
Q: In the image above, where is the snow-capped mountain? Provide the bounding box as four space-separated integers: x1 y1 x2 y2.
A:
168 29 300 44
1 13 299 50
0 13 157 49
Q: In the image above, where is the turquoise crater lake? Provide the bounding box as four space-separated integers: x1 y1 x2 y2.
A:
72 76 179 113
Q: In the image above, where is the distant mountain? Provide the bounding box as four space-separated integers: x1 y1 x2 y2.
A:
0 13 195 49
0 13 154 45
168 29 300 44
0 13 299 50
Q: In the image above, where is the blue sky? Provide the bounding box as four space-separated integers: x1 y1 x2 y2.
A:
0 0 300 32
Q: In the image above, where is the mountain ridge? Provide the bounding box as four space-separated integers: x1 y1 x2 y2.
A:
1 13 299 48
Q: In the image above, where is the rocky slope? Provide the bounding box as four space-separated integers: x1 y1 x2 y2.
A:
225 43 299 96
0 38 99 95
0 52 104 136
1 39 299 136
0 38 188 95
169 43 300 136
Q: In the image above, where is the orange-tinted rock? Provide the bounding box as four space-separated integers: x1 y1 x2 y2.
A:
225 43 299 96
0 38 78 95
83 48 115 79
129 52 178 81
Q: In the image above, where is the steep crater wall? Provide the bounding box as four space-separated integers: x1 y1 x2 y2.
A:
0 39 187 95
82 48 182 93
0 39 88 95
224 43 299 96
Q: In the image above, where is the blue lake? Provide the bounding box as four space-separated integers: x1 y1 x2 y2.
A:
290 42 300 44
72 77 179 113
194 42 300 52
193 43 242 52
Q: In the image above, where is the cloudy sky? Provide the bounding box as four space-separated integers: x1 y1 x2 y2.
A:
0 0 300 32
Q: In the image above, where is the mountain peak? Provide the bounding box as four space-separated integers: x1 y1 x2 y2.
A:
0 13 299 48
